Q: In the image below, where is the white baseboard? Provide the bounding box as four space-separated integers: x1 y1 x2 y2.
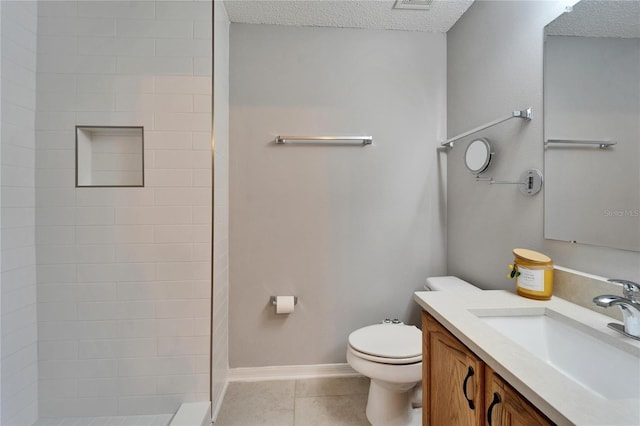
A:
228 363 360 382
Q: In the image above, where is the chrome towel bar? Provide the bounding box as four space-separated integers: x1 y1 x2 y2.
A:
545 139 616 149
442 108 532 148
276 136 372 145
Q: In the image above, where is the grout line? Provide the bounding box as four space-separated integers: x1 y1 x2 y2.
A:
291 379 297 424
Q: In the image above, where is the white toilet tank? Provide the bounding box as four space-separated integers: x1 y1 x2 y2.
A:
424 276 481 292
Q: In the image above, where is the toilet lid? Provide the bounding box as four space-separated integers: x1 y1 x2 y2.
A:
348 324 422 359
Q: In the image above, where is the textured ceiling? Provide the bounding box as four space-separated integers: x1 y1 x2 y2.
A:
223 0 475 32
546 0 640 38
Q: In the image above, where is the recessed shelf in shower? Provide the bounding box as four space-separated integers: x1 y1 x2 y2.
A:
75 125 144 187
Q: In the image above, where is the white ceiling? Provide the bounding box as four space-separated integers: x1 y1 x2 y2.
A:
546 0 640 38
222 0 475 33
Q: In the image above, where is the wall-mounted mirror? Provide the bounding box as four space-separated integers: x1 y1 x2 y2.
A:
543 0 640 252
465 138 493 175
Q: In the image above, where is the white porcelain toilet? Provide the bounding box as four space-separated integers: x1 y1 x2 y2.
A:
346 276 480 426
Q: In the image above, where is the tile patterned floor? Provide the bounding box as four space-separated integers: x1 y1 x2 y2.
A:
214 377 370 426
32 377 370 426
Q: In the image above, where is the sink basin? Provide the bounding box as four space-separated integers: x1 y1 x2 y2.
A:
474 308 640 400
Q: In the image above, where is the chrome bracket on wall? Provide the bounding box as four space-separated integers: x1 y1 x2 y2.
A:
476 169 543 196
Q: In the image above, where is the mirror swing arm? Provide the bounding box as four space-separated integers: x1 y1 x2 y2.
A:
476 169 544 196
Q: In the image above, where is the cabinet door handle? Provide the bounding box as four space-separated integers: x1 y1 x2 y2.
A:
487 392 502 426
462 366 475 409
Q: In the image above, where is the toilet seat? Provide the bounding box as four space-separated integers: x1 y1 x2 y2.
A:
348 345 422 365
348 324 422 365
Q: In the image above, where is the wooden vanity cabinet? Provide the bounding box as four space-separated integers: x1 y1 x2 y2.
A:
423 312 485 426
485 366 553 426
422 312 554 426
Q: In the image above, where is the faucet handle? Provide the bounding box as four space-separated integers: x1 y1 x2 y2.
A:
608 279 640 301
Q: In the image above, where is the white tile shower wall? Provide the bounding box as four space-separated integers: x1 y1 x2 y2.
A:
1 1 39 424
35 1 212 418
211 0 229 419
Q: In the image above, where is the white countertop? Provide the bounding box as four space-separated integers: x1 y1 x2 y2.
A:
414 290 640 426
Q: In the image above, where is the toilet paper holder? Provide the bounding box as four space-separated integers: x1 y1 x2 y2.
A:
270 296 298 305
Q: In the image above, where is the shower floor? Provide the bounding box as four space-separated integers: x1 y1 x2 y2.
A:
33 414 173 426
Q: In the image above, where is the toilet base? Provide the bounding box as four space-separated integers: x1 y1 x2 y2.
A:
365 380 420 426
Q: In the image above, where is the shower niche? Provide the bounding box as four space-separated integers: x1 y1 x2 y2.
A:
76 126 144 187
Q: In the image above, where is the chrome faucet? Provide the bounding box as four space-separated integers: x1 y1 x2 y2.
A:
593 279 640 340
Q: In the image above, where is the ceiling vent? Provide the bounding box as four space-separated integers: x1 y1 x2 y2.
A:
393 0 433 10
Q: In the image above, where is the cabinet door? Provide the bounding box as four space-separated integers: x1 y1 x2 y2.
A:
485 366 554 426
423 312 485 426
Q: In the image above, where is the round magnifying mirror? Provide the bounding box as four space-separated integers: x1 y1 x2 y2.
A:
464 138 493 175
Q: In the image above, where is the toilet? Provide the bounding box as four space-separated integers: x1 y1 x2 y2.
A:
346 276 480 426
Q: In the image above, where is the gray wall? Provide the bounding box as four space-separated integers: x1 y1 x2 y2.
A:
447 0 640 289
229 24 447 367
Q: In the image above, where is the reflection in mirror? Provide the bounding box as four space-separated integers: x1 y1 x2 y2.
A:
543 0 640 252
465 138 493 175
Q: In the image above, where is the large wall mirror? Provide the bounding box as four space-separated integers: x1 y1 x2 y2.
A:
544 0 640 252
